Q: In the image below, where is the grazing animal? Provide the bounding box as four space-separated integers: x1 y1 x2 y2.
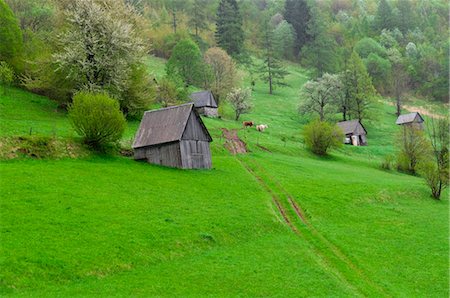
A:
256 124 268 132
243 121 254 128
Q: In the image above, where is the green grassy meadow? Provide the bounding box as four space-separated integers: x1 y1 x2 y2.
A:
0 57 448 296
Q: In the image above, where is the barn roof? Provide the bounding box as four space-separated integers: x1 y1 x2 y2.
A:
132 103 212 149
337 119 367 135
189 91 218 108
395 112 424 125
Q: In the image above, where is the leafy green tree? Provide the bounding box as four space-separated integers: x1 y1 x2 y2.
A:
387 48 408 116
156 76 187 107
374 0 395 32
53 0 147 114
299 73 341 121
215 0 244 58
396 125 430 175
258 23 289 95
283 0 311 57
0 61 14 94
273 20 295 60
301 5 340 77
69 92 126 149
0 0 23 71
364 53 391 93
203 47 238 104
166 39 204 86
303 120 343 156
226 87 252 121
346 51 375 122
354 38 387 59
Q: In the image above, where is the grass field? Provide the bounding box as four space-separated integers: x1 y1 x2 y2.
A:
0 56 448 296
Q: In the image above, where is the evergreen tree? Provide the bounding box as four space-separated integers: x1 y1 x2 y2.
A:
215 0 244 58
259 23 288 94
374 0 395 32
188 0 208 37
258 23 289 95
283 0 311 57
300 5 340 77
396 0 416 34
346 51 375 122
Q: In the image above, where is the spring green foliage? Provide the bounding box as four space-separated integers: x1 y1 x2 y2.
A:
215 0 244 58
68 92 126 148
188 0 209 36
396 125 430 175
345 52 375 122
303 120 343 155
364 53 392 92
272 20 295 60
156 76 187 107
203 47 238 104
166 39 204 86
354 38 387 59
0 57 448 295
0 61 14 94
0 0 23 71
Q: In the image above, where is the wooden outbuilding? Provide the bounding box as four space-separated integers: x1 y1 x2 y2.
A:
133 103 213 169
337 119 368 146
189 90 219 117
395 112 424 128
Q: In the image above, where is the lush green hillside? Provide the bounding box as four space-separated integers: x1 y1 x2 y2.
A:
0 57 448 296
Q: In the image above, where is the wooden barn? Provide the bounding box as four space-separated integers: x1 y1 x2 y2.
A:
132 103 213 169
337 119 368 146
189 90 219 117
395 112 424 128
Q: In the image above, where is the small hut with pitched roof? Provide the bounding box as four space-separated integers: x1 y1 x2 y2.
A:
337 119 368 146
395 112 424 128
133 103 213 169
189 90 219 117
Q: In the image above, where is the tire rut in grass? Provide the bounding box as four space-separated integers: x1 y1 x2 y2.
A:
239 157 389 297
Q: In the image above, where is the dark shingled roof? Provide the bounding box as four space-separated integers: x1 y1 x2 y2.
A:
337 119 367 135
189 90 218 108
395 112 424 125
132 103 211 149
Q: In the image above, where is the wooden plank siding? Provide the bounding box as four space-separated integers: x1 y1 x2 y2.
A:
180 140 212 169
134 142 183 168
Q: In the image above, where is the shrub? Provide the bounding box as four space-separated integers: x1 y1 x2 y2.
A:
381 154 394 170
418 161 448 200
396 126 430 174
303 120 343 156
0 61 14 94
69 92 126 149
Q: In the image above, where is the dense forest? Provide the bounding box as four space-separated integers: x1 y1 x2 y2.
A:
1 0 448 116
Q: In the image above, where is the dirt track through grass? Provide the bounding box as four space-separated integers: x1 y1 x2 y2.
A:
237 156 390 297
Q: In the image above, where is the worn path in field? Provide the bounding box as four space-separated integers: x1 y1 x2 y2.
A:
233 150 389 297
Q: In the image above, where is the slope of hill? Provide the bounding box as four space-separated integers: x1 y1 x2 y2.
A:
0 57 448 296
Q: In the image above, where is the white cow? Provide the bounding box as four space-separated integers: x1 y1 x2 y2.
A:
256 124 268 132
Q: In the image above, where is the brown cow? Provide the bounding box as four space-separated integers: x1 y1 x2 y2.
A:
243 121 254 128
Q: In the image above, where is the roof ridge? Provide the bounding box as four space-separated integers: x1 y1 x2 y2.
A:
143 103 193 114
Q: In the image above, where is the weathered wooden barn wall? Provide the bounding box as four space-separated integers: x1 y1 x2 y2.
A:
203 107 218 117
180 140 212 169
135 142 183 168
182 112 210 141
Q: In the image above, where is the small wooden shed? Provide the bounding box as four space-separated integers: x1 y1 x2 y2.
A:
189 90 219 117
337 119 368 146
395 112 424 128
133 103 213 169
